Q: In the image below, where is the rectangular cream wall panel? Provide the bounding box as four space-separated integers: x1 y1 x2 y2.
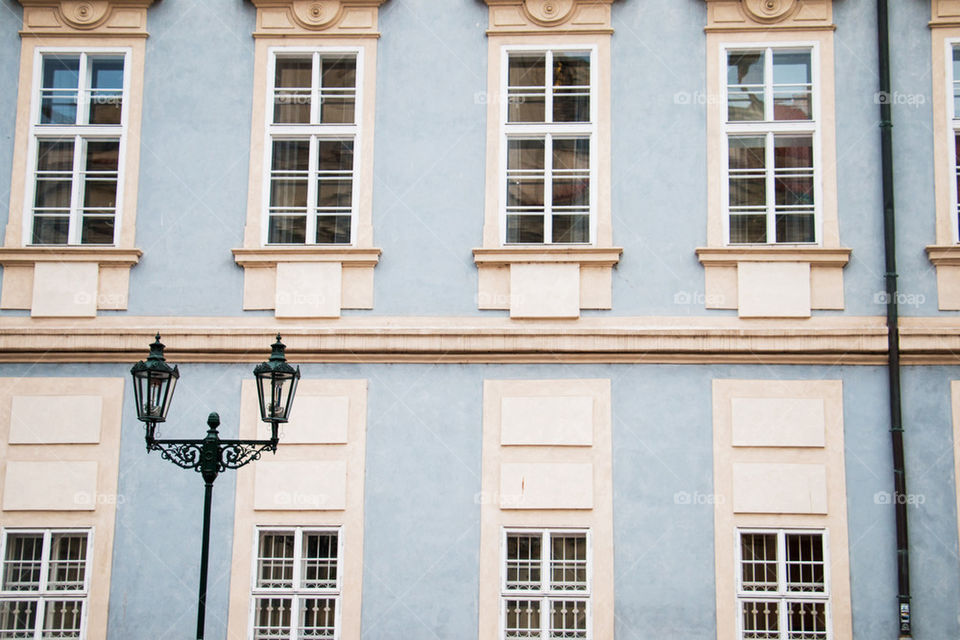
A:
9 395 102 444
731 397 825 448
501 396 593 446
31 262 98 317
579 266 612 310
275 262 342 318
738 262 811 318
499 462 594 509
810 265 844 310
478 266 510 310
258 395 350 444
510 263 580 319
0 266 33 309
341 266 374 310
243 266 277 310
254 460 347 510
2 461 98 511
732 463 828 514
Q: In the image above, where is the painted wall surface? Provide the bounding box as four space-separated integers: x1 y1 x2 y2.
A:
0 0 949 317
0 362 949 638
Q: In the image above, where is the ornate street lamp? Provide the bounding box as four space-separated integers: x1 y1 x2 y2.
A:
130 334 300 640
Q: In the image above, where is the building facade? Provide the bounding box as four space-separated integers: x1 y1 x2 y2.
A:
0 0 958 638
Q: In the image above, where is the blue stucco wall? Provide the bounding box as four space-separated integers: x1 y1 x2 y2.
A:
0 0 22 287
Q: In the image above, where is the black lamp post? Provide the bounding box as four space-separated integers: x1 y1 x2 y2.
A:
130 334 300 640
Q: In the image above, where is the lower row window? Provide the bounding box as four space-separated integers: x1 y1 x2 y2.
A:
252 527 341 640
738 528 829 640
502 528 590 639
0 529 91 639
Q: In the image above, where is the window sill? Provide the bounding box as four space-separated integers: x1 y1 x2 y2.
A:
231 246 382 316
472 246 623 317
696 246 851 317
926 245 960 310
0 246 141 315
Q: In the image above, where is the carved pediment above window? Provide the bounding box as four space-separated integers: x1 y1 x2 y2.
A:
17 0 157 36
704 0 833 31
249 0 387 37
484 0 616 35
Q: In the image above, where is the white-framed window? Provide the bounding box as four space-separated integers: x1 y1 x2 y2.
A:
264 48 361 246
0 528 92 638
724 45 819 245
501 46 597 246
949 41 960 242
500 528 591 639
736 528 831 640
250 527 342 640
26 48 129 246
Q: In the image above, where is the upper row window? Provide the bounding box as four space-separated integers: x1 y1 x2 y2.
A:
265 50 359 246
503 49 596 246
725 47 818 246
29 50 128 247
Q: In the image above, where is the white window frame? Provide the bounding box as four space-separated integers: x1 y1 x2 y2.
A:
735 528 832 640
24 47 131 247
0 527 94 640
248 526 343 640
498 45 599 246
261 46 363 247
721 42 822 246
499 527 592 640
946 38 960 243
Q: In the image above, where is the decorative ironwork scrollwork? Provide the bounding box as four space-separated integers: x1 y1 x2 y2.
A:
149 441 204 471
218 441 278 471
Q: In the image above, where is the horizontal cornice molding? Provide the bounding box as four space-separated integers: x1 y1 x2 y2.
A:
696 246 851 267
473 247 622 267
0 315 923 365
932 0 960 27
926 245 960 265
0 247 142 266
232 247 381 268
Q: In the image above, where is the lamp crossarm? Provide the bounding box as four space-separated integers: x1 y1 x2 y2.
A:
147 437 278 474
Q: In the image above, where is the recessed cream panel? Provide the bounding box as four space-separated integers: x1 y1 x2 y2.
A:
738 261 811 318
501 396 593 446
258 395 350 444
243 266 277 310
254 460 347 510
731 397 825 448
341 266 374 309
732 463 828 514
499 462 594 509
510 263 580 319
579 266 612 310
31 262 98 317
0 265 33 310
275 262 342 318
9 395 102 444
2 461 98 511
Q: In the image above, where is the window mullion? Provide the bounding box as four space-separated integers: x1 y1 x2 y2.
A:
546 50 554 127
311 52 321 125
765 47 773 122
69 135 85 245
544 134 553 244
306 136 319 244
78 52 90 126
766 132 775 244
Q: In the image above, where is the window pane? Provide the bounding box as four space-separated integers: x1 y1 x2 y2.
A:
302 532 338 589
552 179 589 208
729 215 766 244
773 51 812 121
549 599 588 638
553 53 590 122
317 180 352 209
274 58 311 124
47 534 87 591
271 180 307 208
553 138 589 171
506 215 544 244
504 600 540 639
320 57 356 124
954 47 960 116
257 533 295 589
508 54 546 123
320 98 355 125
506 534 541 590
32 217 69 245
741 600 779 639
729 136 765 170
507 179 544 208
786 601 827 639
740 533 778 592
317 140 354 172
774 135 813 170
34 179 73 210
322 56 356 89
37 139 75 172
268 217 306 244
0 600 37 636
785 534 825 593
88 57 124 125
253 597 292 640
552 215 589 243
272 140 310 172
81 217 115 245
86 140 120 172
508 139 545 171
550 535 587 591
316 216 351 244
2 534 43 591
42 600 83 638
41 56 80 124
300 598 336 639
82 180 117 209
727 51 764 122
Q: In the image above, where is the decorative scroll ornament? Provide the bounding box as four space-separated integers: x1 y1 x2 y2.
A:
290 0 342 30
742 0 798 23
522 0 576 26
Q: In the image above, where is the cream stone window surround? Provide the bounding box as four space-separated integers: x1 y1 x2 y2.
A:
927 6 960 309
698 1 849 318
2 0 154 316
475 1 621 319
233 0 385 318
